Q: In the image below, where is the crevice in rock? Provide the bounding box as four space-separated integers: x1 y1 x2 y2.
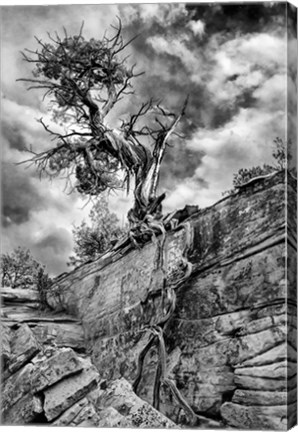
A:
27 412 48 425
221 389 235 404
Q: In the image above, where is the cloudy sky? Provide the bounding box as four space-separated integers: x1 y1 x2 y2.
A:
1 2 297 276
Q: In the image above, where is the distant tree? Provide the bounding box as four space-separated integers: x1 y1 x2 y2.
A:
68 196 126 267
19 21 187 233
224 137 295 195
1 247 44 288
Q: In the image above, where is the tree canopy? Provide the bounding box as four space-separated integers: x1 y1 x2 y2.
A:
68 195 126 267
1 247 44 288
19 20 187 229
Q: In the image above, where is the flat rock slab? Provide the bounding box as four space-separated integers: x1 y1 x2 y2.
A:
29 348 83 393
232 388 297 406
234 374 294 392
234 342 295 368
2 346 86 421
234 360 296 380
53 397 89 426
220 401 295 430
53 396 100 427
43 357 99 421
2 363 34 414
1 323 11 369
30 322 85 351
96 378 176 428
1 287 40 303
8 324 40 374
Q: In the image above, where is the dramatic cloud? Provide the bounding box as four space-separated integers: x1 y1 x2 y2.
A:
1 3 295 275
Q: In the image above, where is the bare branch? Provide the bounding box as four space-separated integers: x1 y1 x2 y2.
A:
18 19 189 228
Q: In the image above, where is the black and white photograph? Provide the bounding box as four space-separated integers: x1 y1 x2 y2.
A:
1 1 297 430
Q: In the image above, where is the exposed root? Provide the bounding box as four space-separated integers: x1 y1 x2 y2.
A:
132 334 156 394
133 221 198 426
153 362 162 410
150 325 197 426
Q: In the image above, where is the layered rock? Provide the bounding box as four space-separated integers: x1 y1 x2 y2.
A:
45 171 297 429
2 287 86 353
2 171 296 429
1 322 175 427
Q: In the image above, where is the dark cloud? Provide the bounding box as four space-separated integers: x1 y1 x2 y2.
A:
186 3 286 36
160 145 204 190
121 3 287 136
2 162 45 226
33 228 73 275
1 3 292 275
1 121 28 152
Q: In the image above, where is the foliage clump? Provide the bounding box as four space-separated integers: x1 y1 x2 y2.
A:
224 137 296 195
68 196 126 267
1 247 44 289
1 247 52 308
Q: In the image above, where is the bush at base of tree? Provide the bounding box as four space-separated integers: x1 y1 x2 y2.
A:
68 196 127 267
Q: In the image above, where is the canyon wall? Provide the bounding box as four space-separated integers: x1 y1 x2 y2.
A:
45 171 297 429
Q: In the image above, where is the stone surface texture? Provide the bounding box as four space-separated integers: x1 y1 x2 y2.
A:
1 171 296 429
46 171 297 430
95 378 176 428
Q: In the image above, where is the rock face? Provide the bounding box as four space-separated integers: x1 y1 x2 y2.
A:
1 172 296 429
44 171 296 430
1 321 174 427
1 287 86 353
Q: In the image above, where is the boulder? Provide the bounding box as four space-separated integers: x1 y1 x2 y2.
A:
53 397 100 427
7 324 40 374
67 401 100 427
43 357 99 421
2 363 35 414
28 348 84 392
95 378 176 428
97 406 133 427
1 323 11 369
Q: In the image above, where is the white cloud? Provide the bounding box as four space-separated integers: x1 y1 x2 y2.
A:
124 4 188 28
205 33 286 105
253 74 286 110
147 35 204 84
187 20 205 38
1 4 291 274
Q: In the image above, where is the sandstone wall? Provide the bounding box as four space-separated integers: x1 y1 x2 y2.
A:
48 171 297 430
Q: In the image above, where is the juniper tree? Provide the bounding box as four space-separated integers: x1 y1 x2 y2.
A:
19 20 187 232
